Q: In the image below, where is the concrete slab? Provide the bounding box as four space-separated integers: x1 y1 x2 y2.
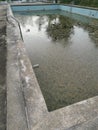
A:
7 5 28 130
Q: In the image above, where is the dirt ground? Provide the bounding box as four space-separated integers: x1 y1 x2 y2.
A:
0 5 7 130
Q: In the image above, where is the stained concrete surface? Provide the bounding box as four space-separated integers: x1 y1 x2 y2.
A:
65 117 98 130
0 5 7 130
7 5 28 130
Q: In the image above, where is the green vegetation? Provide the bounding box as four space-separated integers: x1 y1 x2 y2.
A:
60 0 98 8
0 0 6 1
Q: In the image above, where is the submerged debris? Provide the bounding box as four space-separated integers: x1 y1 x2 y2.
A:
26 29 30 32
33 64 39 69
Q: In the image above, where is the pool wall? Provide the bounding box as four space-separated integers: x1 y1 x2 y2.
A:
11 4 98 19
59 5 98 18
11 4 59 11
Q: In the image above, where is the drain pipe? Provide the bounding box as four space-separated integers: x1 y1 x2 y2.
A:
7 15 24 41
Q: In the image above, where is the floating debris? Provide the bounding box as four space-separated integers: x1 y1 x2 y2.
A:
33 64 39 69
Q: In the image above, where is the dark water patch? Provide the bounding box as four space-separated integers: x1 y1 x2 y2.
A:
14 10 98 111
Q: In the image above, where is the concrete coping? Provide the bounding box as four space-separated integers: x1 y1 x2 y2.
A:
7 4 98 130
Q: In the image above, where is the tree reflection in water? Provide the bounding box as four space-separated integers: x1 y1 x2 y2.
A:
74 21 98 47
35 15 47 31
46 15 74 41
34 14 74 43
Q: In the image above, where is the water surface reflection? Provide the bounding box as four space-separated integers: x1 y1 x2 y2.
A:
14 10 98 111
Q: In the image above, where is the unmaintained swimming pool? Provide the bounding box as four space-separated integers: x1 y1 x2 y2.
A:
13 9 98 111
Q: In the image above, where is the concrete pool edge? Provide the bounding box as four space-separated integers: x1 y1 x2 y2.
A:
7 4 48 130
7 4 98 130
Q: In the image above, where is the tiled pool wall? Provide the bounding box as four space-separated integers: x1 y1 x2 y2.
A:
59 5 98 18
11 4 98 19
11 4 59 11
